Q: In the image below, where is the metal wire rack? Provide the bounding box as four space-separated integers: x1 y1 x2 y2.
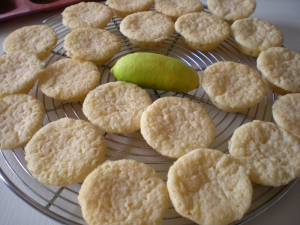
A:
0 3 298 225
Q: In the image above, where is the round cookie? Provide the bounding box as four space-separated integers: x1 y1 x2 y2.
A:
105 0 154 18
257 47 300 94
140 96 215 159
38 58 101 102
207 0 256 24
0 52 44 98
231 18 284 57
3 25 58 60
78 159 169 225
167 148 253 225
64 28 122 66
120 11 174 48
62 2 113 30
25 118 107 186
83 81 152 134
0 94 44 150
175 12 230 51
155 0 204 21
229 120 300 187
272 93 300 140
201 61 266 112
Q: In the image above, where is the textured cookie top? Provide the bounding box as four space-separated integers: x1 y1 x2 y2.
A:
167 148 253 225
257 47 300 93
207 0 256 22
202 61 266 112
120 11 174 43
105 0 154 15
0 94 44 150
272 93 300 140
3 25 58 61
78 159 169 225
39 58 100 102
175 12 230 44
155 0 204 20
0 52 44 97
140 97 215 159
83 81 152 134
229 120 300 186
62 2 113 30
25 118 107 186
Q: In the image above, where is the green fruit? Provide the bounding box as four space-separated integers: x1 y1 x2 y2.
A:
111 52 199 92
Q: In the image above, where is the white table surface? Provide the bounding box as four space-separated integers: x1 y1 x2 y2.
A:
1 0 300 224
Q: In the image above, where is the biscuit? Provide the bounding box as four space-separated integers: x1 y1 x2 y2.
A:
201 61 266 112
175 12 230 51
272 93 300 140
257 47 300 94
155 0 204 21
229 120 300 186
0 94 44 150
3 25 58 61
62 2 113 30
78 159 169 225
25 118 107 186
38 58 100 102
0 52 44 98
83 81 152 134
64 28 122 66
167 148 253 225
231 18 284 57
105 0 154 18
207 0 256 24
120 11 174 48
140 97 215 159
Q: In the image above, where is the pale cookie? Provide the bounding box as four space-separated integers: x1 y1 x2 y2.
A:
38 58 100 102
64 28 122 66
83 81 152 134
140 97 215 159
202 61 266 112
0 94 44 150
78 159 169 225
229 120 300 187
175 12 230 51
62 2 113 30
207 0 256 24
25 118 106 186
257 47 300 94
3 25 58 60
105 0 154 18
231 18 284 57
155 0 204 21
120 11 174 48
0 52 44 98
272 93 300 140
167 148 253 225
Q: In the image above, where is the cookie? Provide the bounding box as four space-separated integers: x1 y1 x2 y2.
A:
3 25 58 60
120 11 174 48
229 120 300 186
167 148 253 225
25 118 107 186
38 58 100 102
64 27 122 66
140 96 215 159
201 61 266 112
0 52 44 98
78 159 169 225
0 94 44 150
83 81 152 134
175 12 230 51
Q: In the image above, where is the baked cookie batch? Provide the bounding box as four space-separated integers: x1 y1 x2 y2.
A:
1 1 300 225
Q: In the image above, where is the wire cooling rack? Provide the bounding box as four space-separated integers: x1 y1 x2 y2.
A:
0 3 298 225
